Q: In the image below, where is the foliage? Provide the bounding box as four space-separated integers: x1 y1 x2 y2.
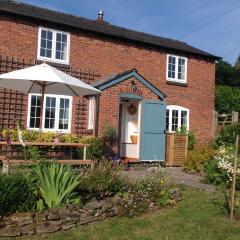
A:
0 129 83 143
0 173 37 216
188 131 196 150
103 125 118 146
118 167 174 217
203 158 230 189
215 85 240 114
79 137 104 161
216 60 240 87
34 162 80 210
213 124 240 148
203 145 240 190
184 145 216 173
78 160 125 201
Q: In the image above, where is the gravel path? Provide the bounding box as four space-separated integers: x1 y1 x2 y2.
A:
121 167 216 192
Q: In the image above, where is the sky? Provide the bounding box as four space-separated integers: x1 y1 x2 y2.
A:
20 0 240 65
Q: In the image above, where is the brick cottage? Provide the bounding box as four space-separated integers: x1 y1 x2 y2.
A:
0 0 220 162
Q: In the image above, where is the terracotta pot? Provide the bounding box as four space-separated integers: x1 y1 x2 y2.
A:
130 135 138 144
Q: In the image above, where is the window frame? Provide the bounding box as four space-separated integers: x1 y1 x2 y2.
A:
27 94 72 133
166 54 188 83
166 105 189 132
37 27 70 65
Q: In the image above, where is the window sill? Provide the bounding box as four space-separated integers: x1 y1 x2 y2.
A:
37 57 69 66
166 80 188 87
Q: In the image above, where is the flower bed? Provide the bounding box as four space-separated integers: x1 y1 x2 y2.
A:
0 161 180 237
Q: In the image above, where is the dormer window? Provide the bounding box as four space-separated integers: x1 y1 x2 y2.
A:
167 55 187 83
37 27 70 64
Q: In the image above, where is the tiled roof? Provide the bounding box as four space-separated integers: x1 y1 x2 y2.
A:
0 0 221 60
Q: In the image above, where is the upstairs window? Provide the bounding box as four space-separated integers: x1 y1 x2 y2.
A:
166 105 189 132
37 27 70 64
27 94 72 133
167 55 187 83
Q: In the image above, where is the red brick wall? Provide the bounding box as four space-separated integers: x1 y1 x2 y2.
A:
0 15 216 143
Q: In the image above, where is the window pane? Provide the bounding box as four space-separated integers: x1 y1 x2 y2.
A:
168 56 176 79
41 30 47 39
44 97 56 129
181 110 187 126
55 33 68 61
172 110 178 131
166 109 169 131
177 58 186 80
29 95 41 128
58 98 70 130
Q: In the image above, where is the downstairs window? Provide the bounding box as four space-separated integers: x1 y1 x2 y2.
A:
166 105 189 132
27 94 72 133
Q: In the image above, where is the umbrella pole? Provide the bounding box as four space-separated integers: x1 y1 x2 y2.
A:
39 82 46 140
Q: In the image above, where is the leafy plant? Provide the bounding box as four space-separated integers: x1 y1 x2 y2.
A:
103 125 118 146
184 145 216 173
213 124 240 148
203 158 229 189
34 163 80 210
78 160 125 202
79 137 104 161
188 131 196 150
0 173 37 216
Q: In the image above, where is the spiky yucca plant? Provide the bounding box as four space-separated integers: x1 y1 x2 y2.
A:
34 163 80 210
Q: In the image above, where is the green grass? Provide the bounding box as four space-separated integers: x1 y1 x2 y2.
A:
16 188 240 240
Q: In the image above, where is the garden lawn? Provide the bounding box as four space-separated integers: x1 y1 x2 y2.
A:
16 188 240 240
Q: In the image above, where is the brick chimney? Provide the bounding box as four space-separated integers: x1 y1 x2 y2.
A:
97 10 104 23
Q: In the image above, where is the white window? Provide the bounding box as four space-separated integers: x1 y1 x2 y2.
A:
166 105 189 132
88 97 95 130
27 94 72 133
166 55 187 83
37 27 70 64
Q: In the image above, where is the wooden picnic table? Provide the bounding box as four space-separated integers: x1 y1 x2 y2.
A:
0 141 93 174
0 141 90 160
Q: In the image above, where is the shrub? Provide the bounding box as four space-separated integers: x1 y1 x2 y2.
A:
204 146 240 190
213 124 240 147
103 125 118 146
118 167 174 217
215 85 240 113
78 160 125 202
0 173 37 216
203 158 229 189
79 137 104 161
188 131 196 150
184 145 216 173
34 162 80 210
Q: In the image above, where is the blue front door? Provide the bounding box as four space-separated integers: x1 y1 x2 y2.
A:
140 100 166 161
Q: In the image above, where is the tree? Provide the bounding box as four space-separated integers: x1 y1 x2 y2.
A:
216 60 240 86
215 85 240 113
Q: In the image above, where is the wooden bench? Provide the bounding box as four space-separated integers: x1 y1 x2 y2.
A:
0 142 94 174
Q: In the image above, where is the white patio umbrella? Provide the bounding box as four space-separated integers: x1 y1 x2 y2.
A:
0 63 101 128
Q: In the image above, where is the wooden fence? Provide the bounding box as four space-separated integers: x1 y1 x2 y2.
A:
165 133 188 166
213 111 239 136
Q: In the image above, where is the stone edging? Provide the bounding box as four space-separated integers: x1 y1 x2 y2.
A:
0 198 117 238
